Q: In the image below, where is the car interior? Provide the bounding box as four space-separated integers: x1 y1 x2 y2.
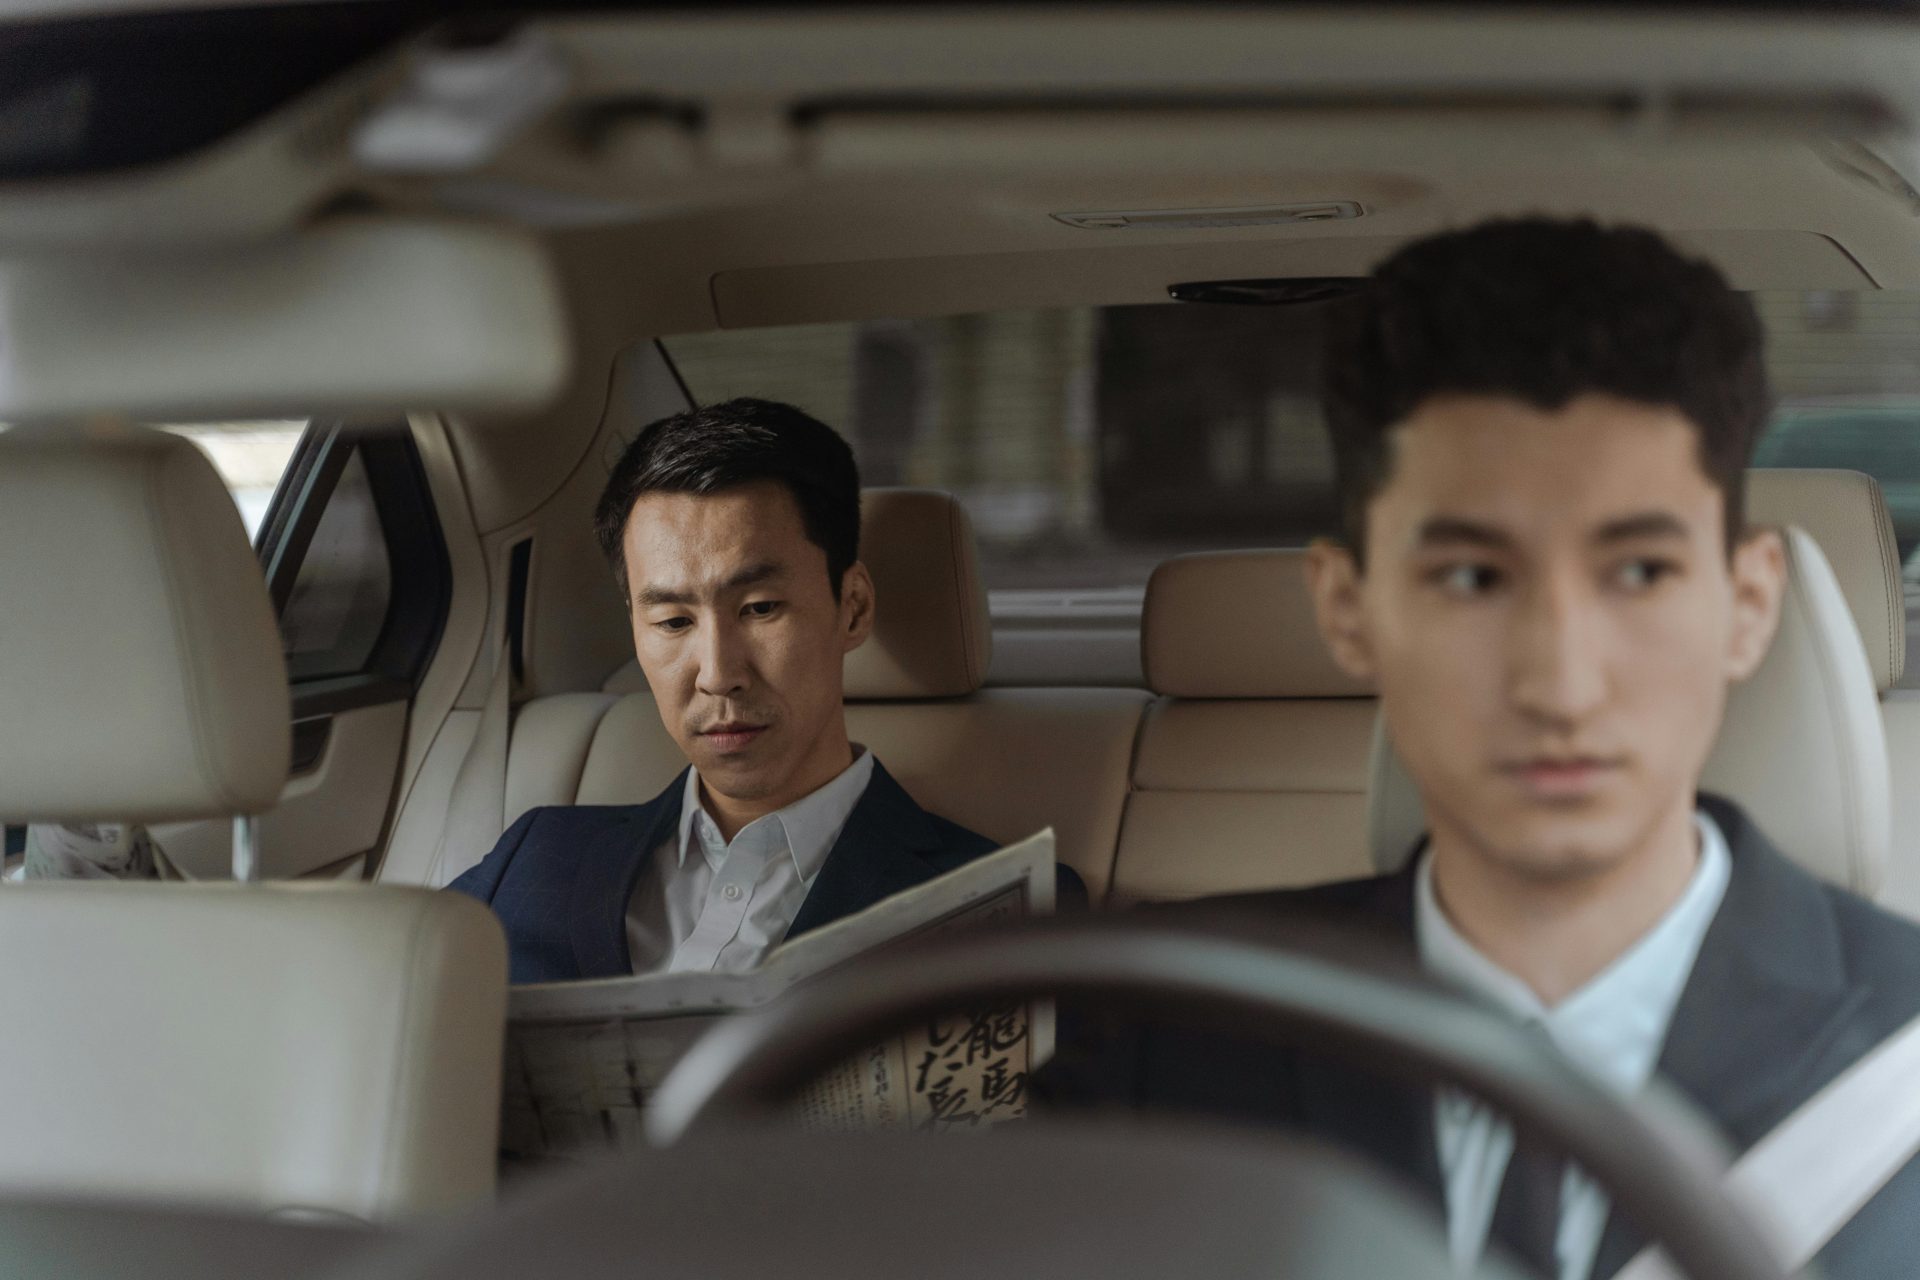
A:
6 3 1920 1278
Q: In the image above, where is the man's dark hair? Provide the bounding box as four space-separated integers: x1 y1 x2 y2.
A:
593 397 861 599
1321 217 1770 560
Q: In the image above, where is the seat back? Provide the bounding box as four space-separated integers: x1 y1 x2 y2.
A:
0 425 507 1219
0 883 506 1219
1369 527 1888 893
1111 549 1376 902
511 489 1148 899
1749 468 1920 915
1748 469 1904 691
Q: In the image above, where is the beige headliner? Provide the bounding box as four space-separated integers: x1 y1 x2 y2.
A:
10 6 1920 524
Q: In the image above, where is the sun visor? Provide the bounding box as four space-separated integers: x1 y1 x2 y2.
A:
0 220 570 420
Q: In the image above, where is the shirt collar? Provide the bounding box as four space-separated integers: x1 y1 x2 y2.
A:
1415 810 1733 1094
676 747 876 887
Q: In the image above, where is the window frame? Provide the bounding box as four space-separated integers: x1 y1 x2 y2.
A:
256 421 452 722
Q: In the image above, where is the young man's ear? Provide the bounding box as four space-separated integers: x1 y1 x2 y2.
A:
840 561 877 654
1726 527 1787 683
1303 539 1377 682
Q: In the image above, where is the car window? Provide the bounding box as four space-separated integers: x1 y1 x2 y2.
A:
666 291 1920 594
159 420 402 681
277 448 395 682
664 305 1334 595
1750 291 1920 562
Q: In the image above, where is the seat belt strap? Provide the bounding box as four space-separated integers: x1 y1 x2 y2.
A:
421 603 514 889
1615 1009 1920 1280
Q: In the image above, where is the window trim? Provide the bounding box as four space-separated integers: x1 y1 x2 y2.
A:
259 421 354 614
254 421 452 715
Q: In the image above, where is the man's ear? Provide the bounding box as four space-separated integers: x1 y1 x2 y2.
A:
1303 539 1377 682
1726 527 1787 683
840 561 877 654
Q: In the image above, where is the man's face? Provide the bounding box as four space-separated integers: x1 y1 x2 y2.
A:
622 481 873 811
1307 393 1785 882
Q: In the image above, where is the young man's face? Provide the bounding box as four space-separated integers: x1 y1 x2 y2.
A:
622 480 874 812
1307 393 1785 883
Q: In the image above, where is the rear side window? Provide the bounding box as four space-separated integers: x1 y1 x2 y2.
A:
276 450 394 681
259 423 449 702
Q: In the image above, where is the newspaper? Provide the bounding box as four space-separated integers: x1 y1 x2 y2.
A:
501 828 1057 1158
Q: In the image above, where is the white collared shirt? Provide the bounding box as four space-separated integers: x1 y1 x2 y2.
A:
624 748 876 975
1416 812 1732 1280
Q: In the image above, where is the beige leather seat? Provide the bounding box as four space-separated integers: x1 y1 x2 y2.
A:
506 488 1151 899
1746 469 1918 915
0 425 507 1220
1110 549 1376 903
1369 526 1889 893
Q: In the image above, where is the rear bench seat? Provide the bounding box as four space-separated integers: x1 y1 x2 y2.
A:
1109 549 1376 903
504 489 1150 899
1110 468 1911 906
492 470 1911 912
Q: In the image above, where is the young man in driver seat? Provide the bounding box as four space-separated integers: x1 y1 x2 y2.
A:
1049 220 1920 1280
452 400 1076 982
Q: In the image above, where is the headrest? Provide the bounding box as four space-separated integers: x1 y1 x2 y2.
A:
1143 549 1373 698
845 488 993 699
1368 528 1888 894
1747 468 1904 691
0 424 290 821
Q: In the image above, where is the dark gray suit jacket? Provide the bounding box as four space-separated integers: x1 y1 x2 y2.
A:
1040 796 1920 1280
450 761 1079 984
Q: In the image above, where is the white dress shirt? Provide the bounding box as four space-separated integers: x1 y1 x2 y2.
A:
1416 812 1732 1280
624 748 876 974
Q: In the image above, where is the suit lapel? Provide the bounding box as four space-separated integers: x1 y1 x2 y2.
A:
1289 861 1447 1207
787 761 946 941
567 770 688 980
1590 797 1867 1279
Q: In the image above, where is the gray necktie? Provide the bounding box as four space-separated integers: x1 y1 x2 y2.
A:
1487 1128 1565 1277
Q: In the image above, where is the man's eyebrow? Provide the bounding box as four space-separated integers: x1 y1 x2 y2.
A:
1414 517 1513 550
1592 512 1690 544
723 561 784 590
634 584 695 607
633 562 784 608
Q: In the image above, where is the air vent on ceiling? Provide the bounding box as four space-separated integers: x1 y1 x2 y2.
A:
1168 277 1366 305
1053 201 1363 231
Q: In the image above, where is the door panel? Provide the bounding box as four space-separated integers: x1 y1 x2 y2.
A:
152 702 408 880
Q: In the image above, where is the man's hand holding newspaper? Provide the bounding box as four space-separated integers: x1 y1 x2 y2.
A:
502 829 1058 1159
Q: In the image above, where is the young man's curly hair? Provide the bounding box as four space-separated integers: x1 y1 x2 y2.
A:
1321 217 1771 562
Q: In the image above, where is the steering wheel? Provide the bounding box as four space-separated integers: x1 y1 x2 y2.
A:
642 916 1790 1280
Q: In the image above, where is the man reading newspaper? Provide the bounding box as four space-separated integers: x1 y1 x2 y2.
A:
505 828 1058 1152
451 398 1083 981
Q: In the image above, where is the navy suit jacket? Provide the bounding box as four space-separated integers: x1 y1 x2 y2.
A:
1039 796 1920 1280
450 760 1076 984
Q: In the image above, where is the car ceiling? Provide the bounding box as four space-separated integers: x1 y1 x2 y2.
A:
6 4 1920 418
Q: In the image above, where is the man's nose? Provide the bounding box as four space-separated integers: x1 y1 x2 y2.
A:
1508 577 1609 727
693 618 751 699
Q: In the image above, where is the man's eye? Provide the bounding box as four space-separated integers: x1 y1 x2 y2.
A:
1430 564 1503 596
653 616 693 634
1614 558 1679 591
743 600 782 619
